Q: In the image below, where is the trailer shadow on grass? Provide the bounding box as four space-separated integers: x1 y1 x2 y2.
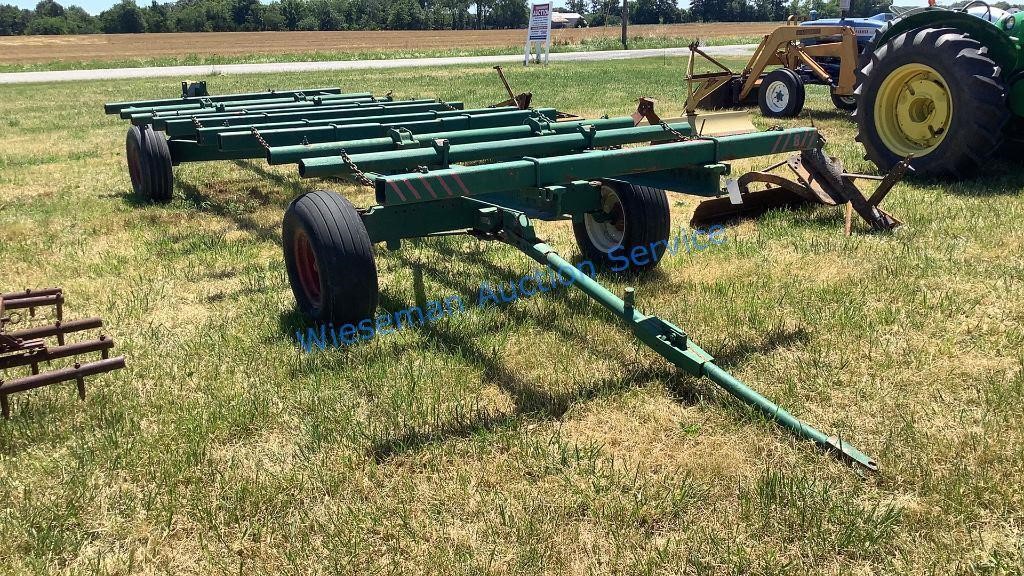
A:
173 179 284 245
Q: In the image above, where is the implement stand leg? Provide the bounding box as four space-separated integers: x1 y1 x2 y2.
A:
501 228 878 472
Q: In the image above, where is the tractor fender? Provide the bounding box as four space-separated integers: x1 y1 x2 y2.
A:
868 8 1020 75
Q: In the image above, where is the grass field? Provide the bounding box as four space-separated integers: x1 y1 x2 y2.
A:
2 59 1024 574
0 22 772 72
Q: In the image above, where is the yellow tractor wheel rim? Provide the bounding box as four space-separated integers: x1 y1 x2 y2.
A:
874 63 953 157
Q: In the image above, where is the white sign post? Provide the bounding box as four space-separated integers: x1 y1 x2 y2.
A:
524 3 552 66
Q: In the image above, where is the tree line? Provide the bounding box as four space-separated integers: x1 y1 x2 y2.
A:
5 0 988 36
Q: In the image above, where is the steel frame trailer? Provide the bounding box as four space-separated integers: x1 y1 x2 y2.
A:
280 125 888 472
104 84 906 471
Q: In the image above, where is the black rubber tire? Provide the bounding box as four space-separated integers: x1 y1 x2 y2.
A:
125 125 173 203
283 190 378 325
572 180 670 273
758 68 805 118
854 27 1009 177
830 89 858 111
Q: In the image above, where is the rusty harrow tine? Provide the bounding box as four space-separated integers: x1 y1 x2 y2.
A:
0 337 116 371
0 356 126 417
5 317 104 344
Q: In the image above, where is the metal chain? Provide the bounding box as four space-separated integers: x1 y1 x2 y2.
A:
250 126 270 151
192 116 204 130
340 150 374 186
659 121 688 142
440 100 457 111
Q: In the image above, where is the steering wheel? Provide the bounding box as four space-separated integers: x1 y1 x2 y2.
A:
960 0 993 21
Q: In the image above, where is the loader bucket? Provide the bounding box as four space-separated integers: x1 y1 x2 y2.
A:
685 110 757 137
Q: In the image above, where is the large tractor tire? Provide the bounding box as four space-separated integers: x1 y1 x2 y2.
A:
573 180 670 273
283 190 378 325
854 27 1009 177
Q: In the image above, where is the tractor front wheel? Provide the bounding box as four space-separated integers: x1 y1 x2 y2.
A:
125 125 173 203
283 190 378 325
830 89 857 111
758 68 806 118
573 181 670 273
854 27 1008 177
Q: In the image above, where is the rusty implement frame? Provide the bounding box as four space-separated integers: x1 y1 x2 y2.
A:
0 288 125 418
693 149 909 232
684 24 860 114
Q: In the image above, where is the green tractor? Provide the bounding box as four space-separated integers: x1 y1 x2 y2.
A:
855 2 1024 177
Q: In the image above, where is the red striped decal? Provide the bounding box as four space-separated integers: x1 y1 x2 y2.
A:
434 176 455 197
403 180 422 200
389 181 407 202
450 172 471 196
419 177 439 198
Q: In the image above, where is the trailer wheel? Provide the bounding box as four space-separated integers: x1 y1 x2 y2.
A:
125 125 173 203
854 27 1008 177
283 190 378 326
573 181 670 273
758 68 805 118
830 90 857 111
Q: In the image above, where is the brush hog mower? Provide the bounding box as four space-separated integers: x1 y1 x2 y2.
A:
105 82 913 471
0 288 125 418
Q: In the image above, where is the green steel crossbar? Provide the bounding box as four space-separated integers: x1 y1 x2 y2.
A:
372 127 820 205
122 91 378 120
103 87 344 115
268 116 637 165
215 108 555 151
160 101 466 135
300 121 697 177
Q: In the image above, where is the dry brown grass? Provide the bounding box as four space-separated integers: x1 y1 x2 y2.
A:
0 22 775 64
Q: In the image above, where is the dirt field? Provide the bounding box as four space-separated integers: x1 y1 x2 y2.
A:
0 22 775 64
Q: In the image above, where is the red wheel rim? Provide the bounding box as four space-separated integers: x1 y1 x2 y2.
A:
293 229 322 307
127 140 143 193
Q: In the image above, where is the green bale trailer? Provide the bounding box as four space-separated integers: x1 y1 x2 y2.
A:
105 83 911 471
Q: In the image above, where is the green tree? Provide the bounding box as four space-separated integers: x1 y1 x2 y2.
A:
263 2 285 29
34 0 64 18
487 0 524 28
0 4 34 34
100 0 146 32
566 0 587 14
26 14 68 32
279 0 306 30
142 0 173 31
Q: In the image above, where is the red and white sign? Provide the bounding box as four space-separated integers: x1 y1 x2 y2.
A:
524 3 552 65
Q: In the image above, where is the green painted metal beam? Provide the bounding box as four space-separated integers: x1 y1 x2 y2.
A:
121 92 377 120
103 87 343 115
215 108 555 152
267 116 637 165
373 127 821 205
157 101 465 133
299 121 695 177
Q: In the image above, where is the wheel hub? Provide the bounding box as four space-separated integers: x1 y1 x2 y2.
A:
875 63 952 156
583 185 625 253
766 80 790 113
